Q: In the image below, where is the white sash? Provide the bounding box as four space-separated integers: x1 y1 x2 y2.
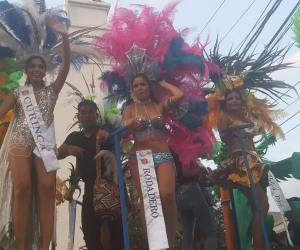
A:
19 85 60 172
136 150 169 250
268 171 294 246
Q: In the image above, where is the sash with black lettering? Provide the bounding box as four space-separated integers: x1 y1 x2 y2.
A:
268 171 294 246
19 85 60 172
136 150 169 250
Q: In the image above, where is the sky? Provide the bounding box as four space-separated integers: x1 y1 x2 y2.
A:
12 0 300 248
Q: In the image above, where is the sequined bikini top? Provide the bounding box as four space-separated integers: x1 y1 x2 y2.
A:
132 102 165 142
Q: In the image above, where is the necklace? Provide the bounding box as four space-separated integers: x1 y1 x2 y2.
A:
136 98 152 104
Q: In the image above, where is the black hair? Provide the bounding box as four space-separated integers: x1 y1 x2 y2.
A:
220 89 244 111
77 100 98 112
132 73 151 87
25 56 47 71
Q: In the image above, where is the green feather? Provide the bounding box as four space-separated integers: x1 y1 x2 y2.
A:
291 7 300 48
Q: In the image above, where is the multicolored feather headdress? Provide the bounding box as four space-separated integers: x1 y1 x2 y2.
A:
205 40 295 139
95 1 221 164
0 0 104 74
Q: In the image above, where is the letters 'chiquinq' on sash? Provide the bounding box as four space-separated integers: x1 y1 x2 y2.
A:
19 85 60 172
136 150 169 250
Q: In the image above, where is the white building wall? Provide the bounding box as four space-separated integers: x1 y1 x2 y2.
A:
55 1 111 249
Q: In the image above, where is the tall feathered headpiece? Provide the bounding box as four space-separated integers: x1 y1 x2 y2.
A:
0 0 104 74
205 39 295 139
95 1 221 164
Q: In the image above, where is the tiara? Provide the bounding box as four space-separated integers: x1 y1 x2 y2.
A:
124 44 161 86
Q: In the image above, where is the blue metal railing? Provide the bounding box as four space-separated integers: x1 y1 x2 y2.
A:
222 123 271 250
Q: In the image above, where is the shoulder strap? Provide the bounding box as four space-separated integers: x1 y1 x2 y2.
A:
154 102 162 116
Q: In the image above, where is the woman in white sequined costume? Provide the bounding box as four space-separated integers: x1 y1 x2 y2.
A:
0 19 70 250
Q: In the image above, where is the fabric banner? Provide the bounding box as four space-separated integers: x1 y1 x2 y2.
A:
268 171 294 246
19 85 60 172
136 150 169 250
67 200 77 250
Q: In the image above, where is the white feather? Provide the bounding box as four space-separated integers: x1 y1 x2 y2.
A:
63 95 82 107
0 30 21 51
22 0 45 46
69 44 106 64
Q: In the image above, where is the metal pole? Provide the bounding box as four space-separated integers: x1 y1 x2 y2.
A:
223 123 271 250
109 125 130 250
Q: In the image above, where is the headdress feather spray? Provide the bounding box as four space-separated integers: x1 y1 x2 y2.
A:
206 39 296 139
0 0 105 74
96 2 221 164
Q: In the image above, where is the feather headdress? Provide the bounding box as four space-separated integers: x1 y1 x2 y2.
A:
0 0 104 74
205 38 296 139
95 2 221 164
96 2 221 101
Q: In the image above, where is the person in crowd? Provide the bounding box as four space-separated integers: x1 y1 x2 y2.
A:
58 100 124 250
173 152 217 250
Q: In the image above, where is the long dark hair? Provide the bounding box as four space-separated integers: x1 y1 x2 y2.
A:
25 55 47 71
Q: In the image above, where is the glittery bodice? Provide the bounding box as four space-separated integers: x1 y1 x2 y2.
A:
131 102 166 142
132 116 165 141
10 85 57 149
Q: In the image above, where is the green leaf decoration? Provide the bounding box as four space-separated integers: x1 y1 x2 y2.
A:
291 6 300 48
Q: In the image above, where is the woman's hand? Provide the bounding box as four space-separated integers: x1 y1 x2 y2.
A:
97 130 109 141
228 120 244 131
123 118 135 129
46 17 68 36
158 79 167 86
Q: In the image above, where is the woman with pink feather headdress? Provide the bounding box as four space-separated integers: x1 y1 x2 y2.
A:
96 1 221 248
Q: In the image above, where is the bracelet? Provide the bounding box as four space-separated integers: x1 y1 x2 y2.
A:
167 98 179 109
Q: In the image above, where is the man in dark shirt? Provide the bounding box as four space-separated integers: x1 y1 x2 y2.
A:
58 100 124 250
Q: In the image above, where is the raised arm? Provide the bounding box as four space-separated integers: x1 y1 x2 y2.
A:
159 79 185 113
0 89 16 120
47 18 70 95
